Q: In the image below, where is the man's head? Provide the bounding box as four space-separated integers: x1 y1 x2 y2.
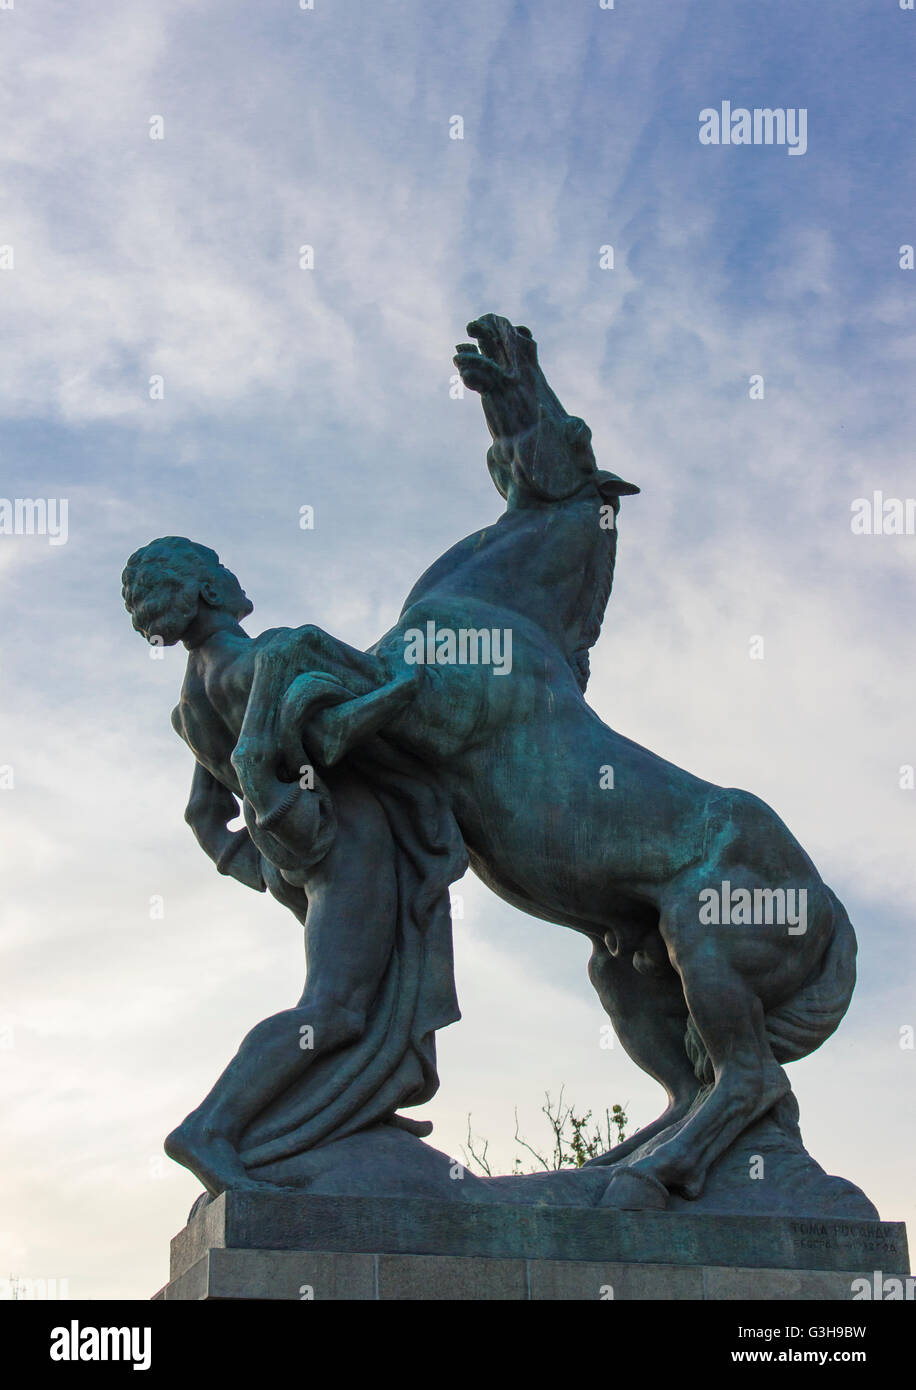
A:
121 537 253 646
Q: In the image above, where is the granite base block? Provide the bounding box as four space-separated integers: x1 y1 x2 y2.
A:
155 1248 902 1302
153 1191 909 1301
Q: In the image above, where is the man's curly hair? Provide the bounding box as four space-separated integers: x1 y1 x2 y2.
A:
121 536 253 643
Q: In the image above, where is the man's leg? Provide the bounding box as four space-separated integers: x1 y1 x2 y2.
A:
166 772 397 1195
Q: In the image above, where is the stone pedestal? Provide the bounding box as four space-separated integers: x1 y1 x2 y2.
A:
154 1192 910 1301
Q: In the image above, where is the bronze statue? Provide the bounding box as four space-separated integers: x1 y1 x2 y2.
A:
123 316 871 1219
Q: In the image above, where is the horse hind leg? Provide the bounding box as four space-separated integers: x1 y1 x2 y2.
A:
583 934 702 1167
603 791 837 1202
607 928 790 1204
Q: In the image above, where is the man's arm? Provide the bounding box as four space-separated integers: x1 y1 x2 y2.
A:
184 761 265 892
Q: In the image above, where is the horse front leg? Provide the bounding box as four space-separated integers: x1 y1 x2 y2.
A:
301 663 422 766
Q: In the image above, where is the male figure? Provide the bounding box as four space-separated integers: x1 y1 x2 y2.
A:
123 538 462 1195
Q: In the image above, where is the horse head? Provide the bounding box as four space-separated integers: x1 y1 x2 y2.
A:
453 313 639 505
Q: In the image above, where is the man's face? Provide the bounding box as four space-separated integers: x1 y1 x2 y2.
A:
127 571 201 646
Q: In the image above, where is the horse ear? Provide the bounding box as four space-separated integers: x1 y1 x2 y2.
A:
514 411 595 501
564 417 592 450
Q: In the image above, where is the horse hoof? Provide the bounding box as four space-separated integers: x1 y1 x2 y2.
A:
599 1167 669 1210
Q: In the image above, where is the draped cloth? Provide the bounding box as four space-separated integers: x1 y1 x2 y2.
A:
235 642 468 1173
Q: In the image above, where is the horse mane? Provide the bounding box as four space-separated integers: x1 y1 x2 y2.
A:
572 509 618 692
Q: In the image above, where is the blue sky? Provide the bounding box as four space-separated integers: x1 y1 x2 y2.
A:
1 0 914 1298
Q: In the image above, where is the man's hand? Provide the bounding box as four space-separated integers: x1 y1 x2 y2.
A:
215 828 266 892
185 762 265 892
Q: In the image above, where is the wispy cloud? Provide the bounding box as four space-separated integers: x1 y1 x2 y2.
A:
2 0 914 1296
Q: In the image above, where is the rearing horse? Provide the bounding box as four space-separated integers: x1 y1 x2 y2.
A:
228 314 856 1208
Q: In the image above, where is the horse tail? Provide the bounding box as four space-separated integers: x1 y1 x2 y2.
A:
763 885 857 1063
